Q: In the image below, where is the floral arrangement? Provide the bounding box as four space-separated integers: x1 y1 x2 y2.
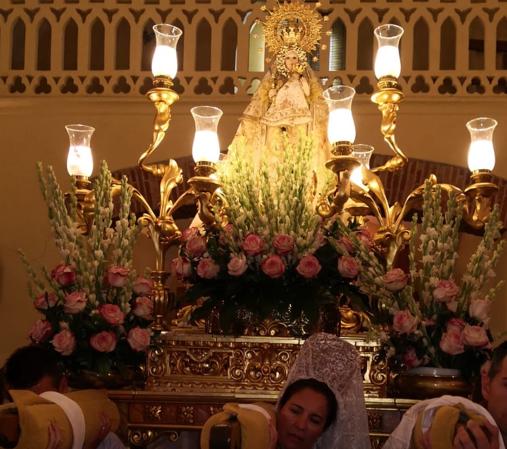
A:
335 180 504 378
21 161 153 375
172 136 362 333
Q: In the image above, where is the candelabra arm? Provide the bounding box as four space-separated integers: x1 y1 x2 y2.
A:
371 84 408 174
159 159 183 217
462 171 498 230
138 81 179 175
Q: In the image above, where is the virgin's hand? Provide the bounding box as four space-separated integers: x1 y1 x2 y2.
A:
46 421 61 449
453 421 500 449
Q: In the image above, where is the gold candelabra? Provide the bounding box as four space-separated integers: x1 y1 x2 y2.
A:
317 24 499 267
63 21 500 331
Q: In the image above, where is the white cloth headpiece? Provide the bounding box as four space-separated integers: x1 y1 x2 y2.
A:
40 391 86 449
383 395 506 449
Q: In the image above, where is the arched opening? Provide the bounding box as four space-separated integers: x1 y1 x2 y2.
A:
221 18 237 70
497 17 507 69
248 21 264 72
357 18 373 70
195 18 212 71
11 19 25 70
329 18 346 71
173 19 185 71
37 19 51 70
440 17 456 70
141 19 156 71
116 18 131 70
90 19 105 70
413 18 429 70
63 19 78 70
469 17 484 70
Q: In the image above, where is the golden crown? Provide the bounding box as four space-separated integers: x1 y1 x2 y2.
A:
262 1 323 56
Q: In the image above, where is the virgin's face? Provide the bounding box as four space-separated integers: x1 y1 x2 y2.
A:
284 51 299 71
277 388 329 449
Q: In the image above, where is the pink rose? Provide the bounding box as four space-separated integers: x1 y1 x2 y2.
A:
440 328 465 355
273 234 295 255
242 234 264 256
338 256 359 279
296 255 322 279
463 325 490 348
171 256 192 279
52 329 76 356
338 236 354 254
383 268 408 292
227 254 248 277
51 264 76 287
392 310 418 334
107 266 130 287
403 347 422 370
469 299 491 324
181 227 199 242
197 258 220 279
34 292 57 310
219 223 234 245
261 255 285 279
133 277 154 295
447 318 466 334
90 331 117 353
433 280 459 303
64 291 87 314
29 319 53 343
185 235 207 258
99 304 125 325
127 327 151 352
133 296 154 320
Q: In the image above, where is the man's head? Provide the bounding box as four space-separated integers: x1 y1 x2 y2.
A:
3 345 66 394
482 340 507 436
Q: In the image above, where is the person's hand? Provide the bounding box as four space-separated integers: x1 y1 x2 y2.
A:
89 414 112 449
453 420 500 449
46 421 61 449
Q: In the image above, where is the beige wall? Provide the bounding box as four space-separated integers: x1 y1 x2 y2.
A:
1 94 507 364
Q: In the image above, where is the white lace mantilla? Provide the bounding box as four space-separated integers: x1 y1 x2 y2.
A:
278 333 371 449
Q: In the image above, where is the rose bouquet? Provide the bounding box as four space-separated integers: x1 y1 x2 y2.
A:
334 180 504 378
172 136 363 334
21 161 153 375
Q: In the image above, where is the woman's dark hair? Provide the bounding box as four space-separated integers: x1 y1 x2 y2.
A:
4 345 63 390
278 378 338 430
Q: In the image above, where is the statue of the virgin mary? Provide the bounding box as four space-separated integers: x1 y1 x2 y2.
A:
230 1 331 173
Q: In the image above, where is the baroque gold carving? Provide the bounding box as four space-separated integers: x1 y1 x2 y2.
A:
129 429 157 447
146 405 163 421
180 405 195 424
148 344 166 377
129 428 180 447
146 333 387 398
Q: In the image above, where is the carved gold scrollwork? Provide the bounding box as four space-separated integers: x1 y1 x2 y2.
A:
129 429 157 447
370 435 388 449
370 353 388 387
148 345 166 377
169 349 231 377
